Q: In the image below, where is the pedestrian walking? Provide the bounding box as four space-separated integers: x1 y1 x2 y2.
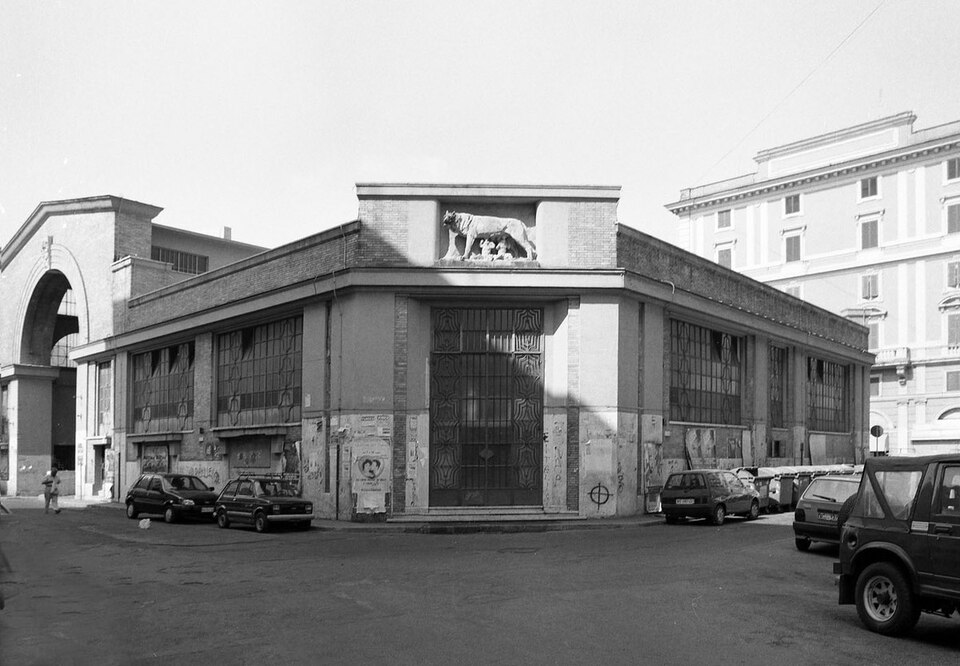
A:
41 466 61 514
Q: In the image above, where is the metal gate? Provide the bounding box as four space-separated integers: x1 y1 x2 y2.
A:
430 308 543 507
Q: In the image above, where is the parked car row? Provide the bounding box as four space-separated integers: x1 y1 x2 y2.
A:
661 469 761 525
734 464 860 512
124 472 314 533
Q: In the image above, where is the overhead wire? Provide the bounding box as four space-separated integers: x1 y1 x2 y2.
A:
695 0 888 186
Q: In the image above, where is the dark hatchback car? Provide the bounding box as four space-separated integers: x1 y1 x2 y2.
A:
125 473 218 523
214 474 313 533
661 469 760 525
793 474 861 551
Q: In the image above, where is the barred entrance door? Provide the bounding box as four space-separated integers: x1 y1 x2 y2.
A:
430 308 543 507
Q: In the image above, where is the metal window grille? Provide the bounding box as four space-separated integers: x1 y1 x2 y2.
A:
133 343 195 433
151 246 210 274
216 317 302 427
806 357 849 432
669 320 743 425
430 308 543 507
769 345 787 428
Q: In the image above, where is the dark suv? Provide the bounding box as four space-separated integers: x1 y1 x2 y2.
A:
835 454 960 635
125 473 218 523
214 473 313 533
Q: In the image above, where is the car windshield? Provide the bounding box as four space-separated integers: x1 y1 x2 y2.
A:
804 478 858 503
164 476 207 491
665 473 705 490
254 480 300 497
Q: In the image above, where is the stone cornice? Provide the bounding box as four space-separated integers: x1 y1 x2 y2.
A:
666 135 960 216
356 182 621 202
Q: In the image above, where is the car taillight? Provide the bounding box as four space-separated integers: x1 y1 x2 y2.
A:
795 508 805 522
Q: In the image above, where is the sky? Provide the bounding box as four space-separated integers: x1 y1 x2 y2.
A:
2 0 959 250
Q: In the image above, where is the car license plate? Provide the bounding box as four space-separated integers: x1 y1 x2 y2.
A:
818 511 837 522
201 507 214 514
676 499 694 505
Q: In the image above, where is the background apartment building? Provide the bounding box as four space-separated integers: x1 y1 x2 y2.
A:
668 112 960 456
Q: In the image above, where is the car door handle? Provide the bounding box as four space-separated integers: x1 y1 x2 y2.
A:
933 524 952 534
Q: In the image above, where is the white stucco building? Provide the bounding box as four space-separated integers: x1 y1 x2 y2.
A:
667 112 960 456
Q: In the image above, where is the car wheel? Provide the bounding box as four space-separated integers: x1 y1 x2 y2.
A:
747 500 760 520
216 510 230 529
855 562 920 636
710 504 726 526
164 507 176 524
254 512 268 533
795 537 811 551
125 502 139 519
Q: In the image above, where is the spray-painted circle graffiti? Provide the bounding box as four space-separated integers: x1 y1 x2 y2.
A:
589 483 611 507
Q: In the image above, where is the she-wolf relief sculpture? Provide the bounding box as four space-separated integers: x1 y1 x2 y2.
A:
441 210 537 261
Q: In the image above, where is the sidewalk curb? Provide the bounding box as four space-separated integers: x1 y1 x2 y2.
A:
1 497 666 534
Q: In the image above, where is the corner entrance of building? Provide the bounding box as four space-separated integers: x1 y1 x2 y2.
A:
429 308 543 507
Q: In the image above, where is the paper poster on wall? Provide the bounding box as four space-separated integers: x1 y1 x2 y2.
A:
351 438 391 493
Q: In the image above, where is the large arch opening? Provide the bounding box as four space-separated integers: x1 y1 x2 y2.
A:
19 270 79 482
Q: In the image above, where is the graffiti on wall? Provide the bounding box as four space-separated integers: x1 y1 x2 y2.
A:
141 445 169 473
179 463 223 487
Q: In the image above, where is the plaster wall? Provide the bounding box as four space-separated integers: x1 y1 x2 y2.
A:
0 210 117 362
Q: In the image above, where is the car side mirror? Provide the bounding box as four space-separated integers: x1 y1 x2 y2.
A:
208 486 215 492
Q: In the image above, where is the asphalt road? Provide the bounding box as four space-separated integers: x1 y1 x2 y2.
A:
1 503 959 665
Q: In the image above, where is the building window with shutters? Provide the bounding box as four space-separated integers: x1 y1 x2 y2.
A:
947 371 960 392
783 231 802 263
860 217 879 249
716 209 732 230
861 273 880 301
949 260 960 290
859 176 879 200
715 242 733 268
949 313 960 349
784 194 801 217
946 157 960 183
947 201 960 234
